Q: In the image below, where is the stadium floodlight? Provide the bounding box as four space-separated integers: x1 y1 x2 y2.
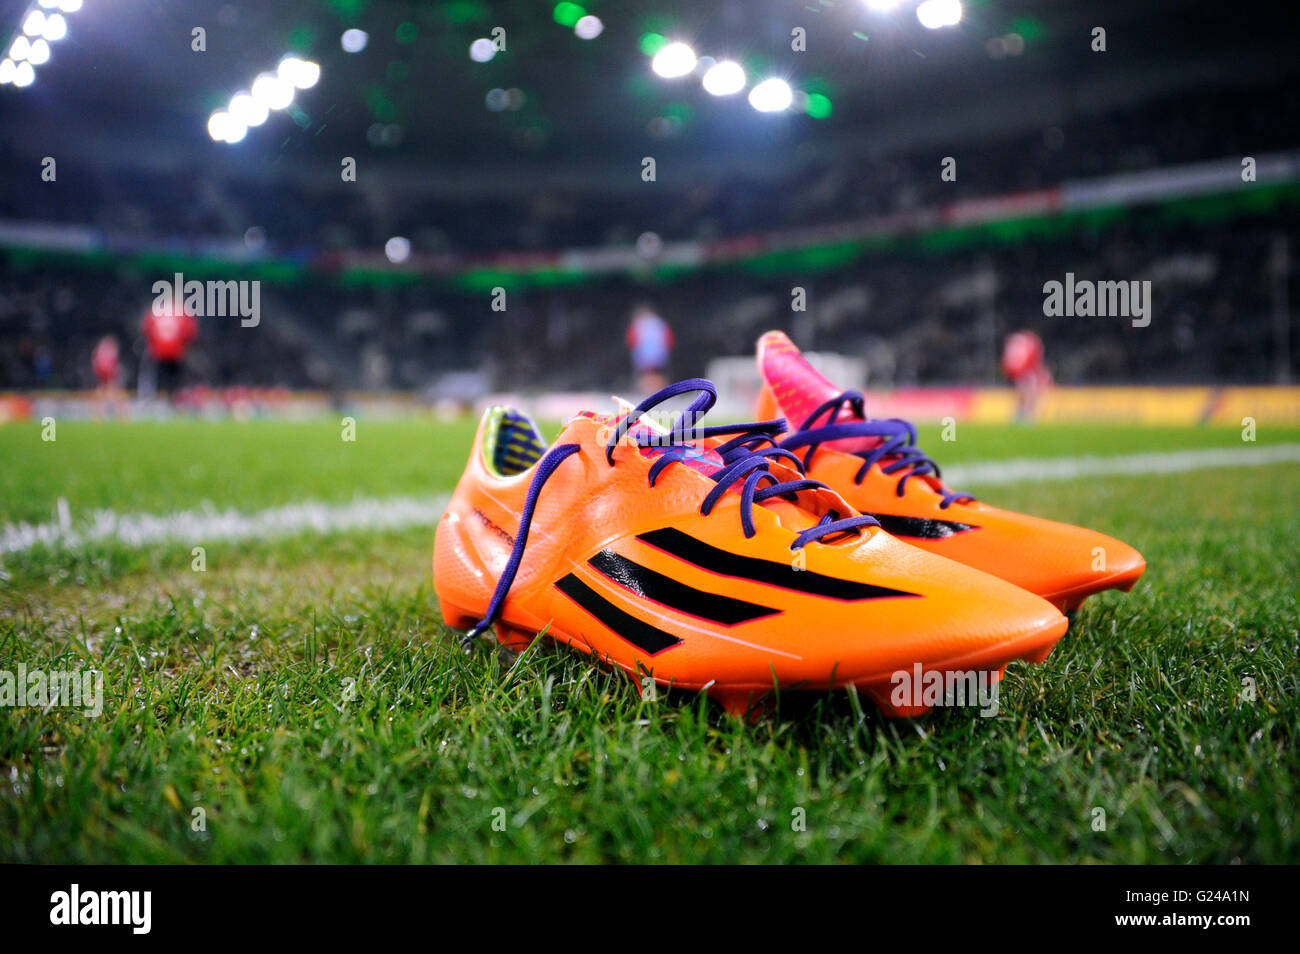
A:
223 117 248 143
208 111 248 144
209 54 319 143
701 60 746 96
748 77 793 112
574 15 603 40
384 236 411 264
42 12 67 41
208 111 233 141
341 29 368 53
251 71 294 111
278 56 320 89
0 58 15 83
916 0 962 29
229 92 269 127
469 37 496 62
4 1 83 88
651 41 696 79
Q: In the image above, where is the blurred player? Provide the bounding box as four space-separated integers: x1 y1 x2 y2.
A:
141 303 198 399
625 302 674 394
90 334 125 416
1001 330 1052 421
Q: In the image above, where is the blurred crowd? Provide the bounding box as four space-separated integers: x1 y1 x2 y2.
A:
2 208 1294 394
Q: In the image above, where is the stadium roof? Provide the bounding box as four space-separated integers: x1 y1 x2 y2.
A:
0 0 1295 195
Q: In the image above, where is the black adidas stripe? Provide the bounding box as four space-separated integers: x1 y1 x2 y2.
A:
588 549 778 625
637 528 918 601
868 514 978 539
554 574 683 655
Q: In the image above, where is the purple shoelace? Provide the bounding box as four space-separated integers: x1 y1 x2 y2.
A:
462 378 879 647
778 390 975 509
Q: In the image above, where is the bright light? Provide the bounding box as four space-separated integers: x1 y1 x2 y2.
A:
278 56 320 89
208 112 232 141
207 54 318 142
574 15 603 40
469 38 496 62
748 77 793 112
651 41 696 79
9 36 31 61
701 60 746 96
43 13 67 41
278 57 303 83
223 116 248 144
297 60 321 88
341 28 368 53
27 38 50 65
208 111 248 144
864 0 902 10
251 72 294 111
38 0 60 8
0 59 15 84
22 10 46 36
59 0 82 11
917 0 962 29
229 92 269 127
13 60 34 86
384 236 411 264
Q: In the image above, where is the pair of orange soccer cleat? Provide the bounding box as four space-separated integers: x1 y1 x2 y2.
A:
433 331 1145 718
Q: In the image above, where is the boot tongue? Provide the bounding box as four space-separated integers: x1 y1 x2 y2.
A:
757 330 884 454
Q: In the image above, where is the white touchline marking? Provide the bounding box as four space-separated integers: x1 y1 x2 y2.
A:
942 443 1300 488
1 444 1296 557
0 495 449 557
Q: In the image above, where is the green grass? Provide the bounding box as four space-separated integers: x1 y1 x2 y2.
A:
1 417 1297 863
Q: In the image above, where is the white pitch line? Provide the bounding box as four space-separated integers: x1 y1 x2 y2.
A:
1 444 1296 557
0 495 449 557
943 442 1300 487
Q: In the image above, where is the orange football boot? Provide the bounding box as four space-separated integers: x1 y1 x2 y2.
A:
755 331 1145 612
434 378 1067 717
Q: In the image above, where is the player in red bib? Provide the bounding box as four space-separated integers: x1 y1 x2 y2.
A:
1001 330 1052 422
92 335 120 387
91 334 125 416
141 305 198 398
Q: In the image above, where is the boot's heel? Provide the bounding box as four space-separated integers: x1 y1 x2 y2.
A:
495 622 537 652
437 599 482 631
